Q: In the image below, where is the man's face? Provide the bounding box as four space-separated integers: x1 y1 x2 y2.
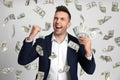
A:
53 11 71 36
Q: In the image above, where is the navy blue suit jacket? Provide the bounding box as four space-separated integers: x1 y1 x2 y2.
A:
18 33 96 80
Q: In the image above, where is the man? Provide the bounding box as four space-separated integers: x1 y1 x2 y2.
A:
18 5 96 80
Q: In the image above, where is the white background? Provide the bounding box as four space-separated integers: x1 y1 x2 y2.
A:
0 0 120 80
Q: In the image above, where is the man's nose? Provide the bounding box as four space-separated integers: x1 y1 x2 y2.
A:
56 19 60 23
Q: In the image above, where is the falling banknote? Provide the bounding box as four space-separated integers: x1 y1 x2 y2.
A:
101 72 110 80
36 71 44 80
73 24 102 40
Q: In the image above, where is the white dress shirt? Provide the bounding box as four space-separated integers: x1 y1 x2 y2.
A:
47 34 71 80
25 34 92 80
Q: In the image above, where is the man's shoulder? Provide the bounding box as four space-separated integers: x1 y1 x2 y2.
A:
68 33 79 43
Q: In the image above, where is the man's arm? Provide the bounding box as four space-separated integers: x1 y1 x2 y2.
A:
18 25 41 65
77 36 96 74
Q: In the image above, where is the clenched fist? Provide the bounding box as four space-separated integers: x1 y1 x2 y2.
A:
27 25 41 41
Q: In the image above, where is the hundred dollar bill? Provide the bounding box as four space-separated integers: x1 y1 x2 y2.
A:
36 45 43 56
100 55 112 62
86 1 97 10
17 13 25 19
3 14 15 26
113 62 120 69
24 63 38 70
68 40 80 52
42 22 51 31
98 16 112 25
45 0 54 4
100 6 106 13
80 68 84 76
36 71 44 80
21 25 31 33
102 45 114 52
63 65 70 72
48 52 57 60
12 24 15 38
15 41 21 54
112 2 119 12
80 15 84 23
88 28 103 39
33 6 46 18
25 0 30 6
0 42 8 52
3 0 13 8
58 65 70 73
16 70 22 80
39 35 45 39
99 2 106 13
101 72 110 80
74 0 82 11
114 36 120 46
24 64 31 70
103 30 114 40
73 25 102 40
1 67 15 74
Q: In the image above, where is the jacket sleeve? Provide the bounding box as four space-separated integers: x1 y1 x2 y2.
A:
77 44 96 74
18 38 42 65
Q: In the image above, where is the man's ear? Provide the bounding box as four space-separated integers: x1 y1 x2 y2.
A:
67 22 71 28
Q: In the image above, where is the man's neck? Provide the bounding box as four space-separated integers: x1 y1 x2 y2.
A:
54 33 67 43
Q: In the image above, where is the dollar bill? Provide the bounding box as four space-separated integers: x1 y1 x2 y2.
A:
100 55 112 62
86 1 97 10
112 2 119 12
39 35 45 39
103 30 114 40
24 63 38 70
100 6 106 13
17 13 25 19
21 25 31 33
25 0 30 6
68 40 80 52
3 14 15 26
63 65 70 72
58 68 64 73
42 22 51 31
12 24 15 38
16 70 22 80
36 45 43 56
80 15 84 23
102 45 114 52
33 6 46 18
45 0 54 4
114 36 120 46
58 65 70 73
101 72 110 80
48 52 57 60
88 28 103 39
0 42 8 52
3 0 13 8
98 16 112 25
113 62 120 69
74 0 82 11
36 71 44 80
80 68 84 76
15 41 21 54
1 67 15 74
73 25 102 40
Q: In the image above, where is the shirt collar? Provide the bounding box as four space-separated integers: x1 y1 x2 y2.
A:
51 34 68 43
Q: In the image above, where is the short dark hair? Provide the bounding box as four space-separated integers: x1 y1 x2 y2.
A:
55 5 71 21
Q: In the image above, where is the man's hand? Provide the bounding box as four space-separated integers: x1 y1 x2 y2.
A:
78 36 92 57
27 25 41 41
